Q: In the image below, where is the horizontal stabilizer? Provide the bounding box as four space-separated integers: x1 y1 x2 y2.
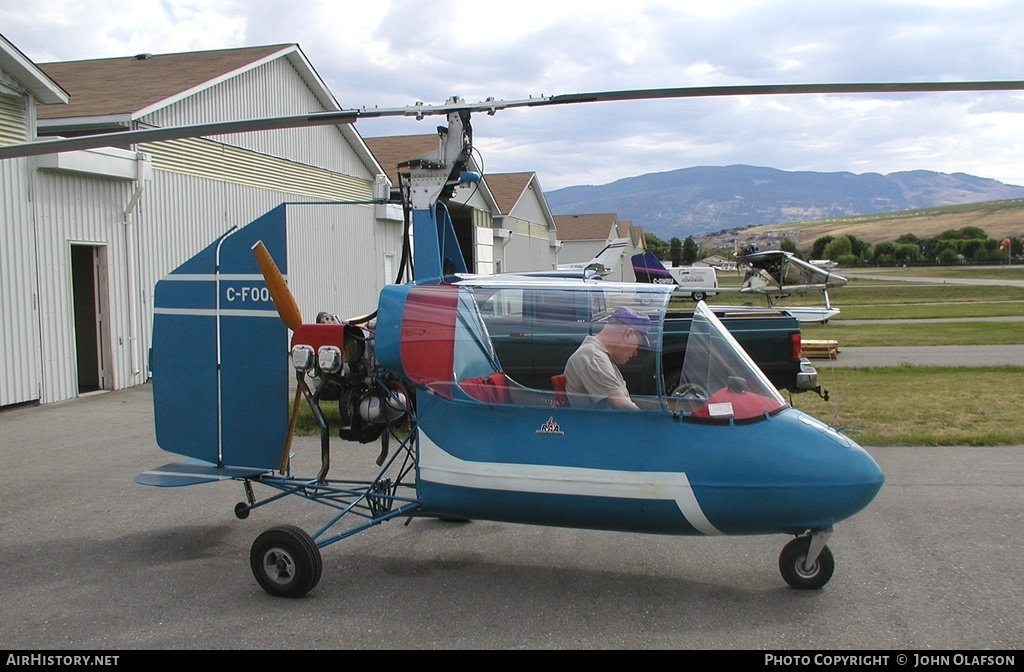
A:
135 458 270 487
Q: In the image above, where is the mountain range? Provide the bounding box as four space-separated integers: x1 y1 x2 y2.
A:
543 165 1024 240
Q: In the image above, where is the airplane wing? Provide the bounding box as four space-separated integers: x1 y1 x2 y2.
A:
738 283 833 296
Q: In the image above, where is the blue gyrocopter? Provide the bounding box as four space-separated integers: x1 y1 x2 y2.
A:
7 80 1021 597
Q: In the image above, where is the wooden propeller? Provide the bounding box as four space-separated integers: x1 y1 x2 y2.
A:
251 240 302 330
251 240 304 473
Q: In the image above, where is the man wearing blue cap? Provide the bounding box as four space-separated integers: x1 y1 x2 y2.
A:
563 305 650 410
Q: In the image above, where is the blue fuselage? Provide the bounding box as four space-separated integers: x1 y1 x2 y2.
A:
414 394 883 536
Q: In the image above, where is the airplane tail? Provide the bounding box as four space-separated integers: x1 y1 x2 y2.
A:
147 206 290 475
631 251 676 285
591 237 629 273
558 237 629 276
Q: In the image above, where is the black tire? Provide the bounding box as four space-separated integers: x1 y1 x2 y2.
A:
779 536 834 590
234 502 250 519
250 525 322 598
692 291 707 302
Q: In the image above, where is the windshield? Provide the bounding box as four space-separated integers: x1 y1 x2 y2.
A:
424 278 784 419
466 278 671 401
672 301 787 420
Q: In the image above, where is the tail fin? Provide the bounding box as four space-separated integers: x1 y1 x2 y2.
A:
631 251 676 285
558 237 628 276
150 206 289 471
591 237 629 273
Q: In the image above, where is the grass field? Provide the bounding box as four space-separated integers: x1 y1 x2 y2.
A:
788 365 1024 446
802 320 1024 346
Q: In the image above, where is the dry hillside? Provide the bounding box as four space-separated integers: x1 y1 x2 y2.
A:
725 199 1024 249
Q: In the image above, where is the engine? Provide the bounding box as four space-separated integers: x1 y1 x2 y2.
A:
288 314 410 445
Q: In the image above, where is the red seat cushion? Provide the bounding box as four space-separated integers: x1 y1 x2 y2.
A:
460 371 511 404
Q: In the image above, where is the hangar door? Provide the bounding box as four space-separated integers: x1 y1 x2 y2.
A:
70 244 112 394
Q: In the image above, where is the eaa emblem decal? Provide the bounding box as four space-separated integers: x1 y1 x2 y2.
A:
536 417 564 435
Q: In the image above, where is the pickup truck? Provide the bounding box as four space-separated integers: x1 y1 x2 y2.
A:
473 282 821 397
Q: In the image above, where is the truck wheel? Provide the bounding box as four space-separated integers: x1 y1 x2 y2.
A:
692 292 707 302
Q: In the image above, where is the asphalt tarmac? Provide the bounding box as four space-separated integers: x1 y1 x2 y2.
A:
1 381 1021 651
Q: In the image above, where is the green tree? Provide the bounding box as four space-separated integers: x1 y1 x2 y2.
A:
669 237 683 266
811 235 834 260
780 237 798 254
936 226 987 241
872 241 896 264
822 235 853 260
847 235 872 260
893 243 920 264
682 236 699 264
959 238 987 261
644 233 668 259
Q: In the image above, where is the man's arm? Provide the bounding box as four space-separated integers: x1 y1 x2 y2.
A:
604 393 640 410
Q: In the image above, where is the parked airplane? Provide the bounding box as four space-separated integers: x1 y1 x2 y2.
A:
634 250 845 323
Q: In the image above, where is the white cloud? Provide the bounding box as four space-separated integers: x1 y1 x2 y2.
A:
3 0 1024 188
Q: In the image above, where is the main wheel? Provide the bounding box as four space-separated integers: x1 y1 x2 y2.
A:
692 291 707 302
779 536 834 590
250 525 322 598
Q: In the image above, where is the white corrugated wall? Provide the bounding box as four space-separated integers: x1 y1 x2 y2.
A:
30 170 136 403
1 89 44 406
17 52 387 405
0 156 40 405
286 203 401 322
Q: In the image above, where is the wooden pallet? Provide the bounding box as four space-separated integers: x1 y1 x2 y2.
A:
802 339 839 359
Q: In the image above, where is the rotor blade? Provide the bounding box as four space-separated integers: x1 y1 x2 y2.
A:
3 79 1023 160
0 110 359 160
251 240 302 331
534 80 1024 107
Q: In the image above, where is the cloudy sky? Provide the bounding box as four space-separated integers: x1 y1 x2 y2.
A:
3 0 1024 190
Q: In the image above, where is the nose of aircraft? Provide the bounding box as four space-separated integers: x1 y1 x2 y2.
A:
792 413 884 527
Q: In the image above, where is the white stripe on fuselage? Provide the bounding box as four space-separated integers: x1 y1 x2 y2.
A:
418 433 722 535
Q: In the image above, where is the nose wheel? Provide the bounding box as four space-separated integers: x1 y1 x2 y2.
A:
779 531 834 590
250 525 322 598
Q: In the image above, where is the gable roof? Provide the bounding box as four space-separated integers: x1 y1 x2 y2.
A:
629 223 647 249
553 213 619 241
0 32 68 104
485 172 535 214
362 134 439 185
29 44 380 175
36 44 333 124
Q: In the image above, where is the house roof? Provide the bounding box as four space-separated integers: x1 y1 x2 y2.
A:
629 223 647 249
36 44 334 124
485 172 534 214
553 213 619 241
362 134 439 185
29 44 381 175
0 32 68 104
